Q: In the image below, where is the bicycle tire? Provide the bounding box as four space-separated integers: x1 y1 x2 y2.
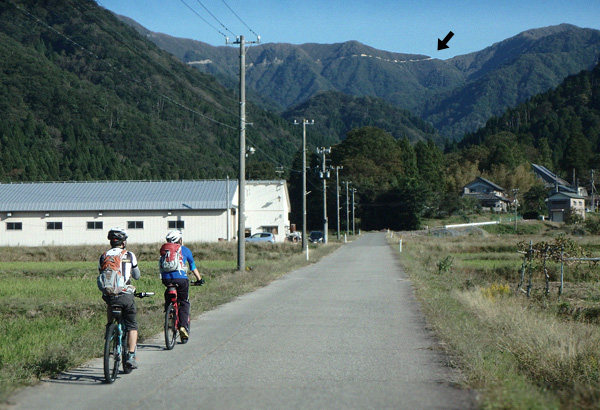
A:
164 303 177 350
122 332 132 374
103 323 120 383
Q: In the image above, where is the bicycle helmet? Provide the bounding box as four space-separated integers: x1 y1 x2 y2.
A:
108 227 128 246
166 230 183 243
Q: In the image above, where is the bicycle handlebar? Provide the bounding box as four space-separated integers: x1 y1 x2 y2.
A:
134 292 155 298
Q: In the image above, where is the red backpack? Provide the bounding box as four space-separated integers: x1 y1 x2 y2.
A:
159 243 186 273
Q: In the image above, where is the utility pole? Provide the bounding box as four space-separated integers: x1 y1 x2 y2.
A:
334 166 343 241
344 181 351 236
226 175 230 241
228 34 259 271
512 189 519 232
294 119 313 253
591 169 597 212
317 147 331 244
351 187 356 235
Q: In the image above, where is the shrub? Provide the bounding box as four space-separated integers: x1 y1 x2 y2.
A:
481 282 511 300
584 215 600 235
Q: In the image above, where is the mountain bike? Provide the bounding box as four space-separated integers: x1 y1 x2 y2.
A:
164 281 202 350
103 292 154 383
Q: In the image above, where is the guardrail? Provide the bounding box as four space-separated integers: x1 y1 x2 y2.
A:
443 221 500 228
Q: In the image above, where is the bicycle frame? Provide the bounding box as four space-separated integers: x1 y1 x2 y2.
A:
103 292 153 383
103 307 129 383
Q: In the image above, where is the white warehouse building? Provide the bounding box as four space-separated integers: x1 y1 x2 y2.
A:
0 180 291 246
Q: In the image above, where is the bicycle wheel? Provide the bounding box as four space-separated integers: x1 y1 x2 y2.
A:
122 332 132 374
103 323 120 383
164 303 177 350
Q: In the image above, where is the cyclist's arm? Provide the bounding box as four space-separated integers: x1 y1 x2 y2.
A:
182 247 202 281
131 266 141 280
130 252 141 280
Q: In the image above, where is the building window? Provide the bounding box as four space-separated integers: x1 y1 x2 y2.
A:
46 222 63 230
263 226 279 235
128 221 144 229
168 220 185 229
87 221 103 230
6 222 22 230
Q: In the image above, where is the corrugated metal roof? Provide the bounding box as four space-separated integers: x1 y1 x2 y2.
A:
531 164 571 187
0 180 238 212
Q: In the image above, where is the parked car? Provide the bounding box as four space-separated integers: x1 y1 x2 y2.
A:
286 232 302 243
309 231 324 243
245 232 276 243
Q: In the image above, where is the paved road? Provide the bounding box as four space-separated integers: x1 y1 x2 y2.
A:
9 233 476 410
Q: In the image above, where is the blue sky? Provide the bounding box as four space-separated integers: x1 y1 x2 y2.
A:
96 0 600 58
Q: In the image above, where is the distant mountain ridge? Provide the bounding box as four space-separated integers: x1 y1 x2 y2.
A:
120 18 600 140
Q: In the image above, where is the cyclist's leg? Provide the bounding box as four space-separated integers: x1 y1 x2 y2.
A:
118 293 138 365
162 279 177 310
173 278 190 331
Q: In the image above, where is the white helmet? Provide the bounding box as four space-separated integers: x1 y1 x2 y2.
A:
166 230 183 243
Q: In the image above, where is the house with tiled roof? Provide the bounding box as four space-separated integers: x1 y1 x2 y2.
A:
462 177 512 212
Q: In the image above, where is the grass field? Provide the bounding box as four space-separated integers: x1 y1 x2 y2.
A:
391 221 600 410
0 240 341 402
4 221 600 409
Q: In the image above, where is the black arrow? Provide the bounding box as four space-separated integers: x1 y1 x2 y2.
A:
437 31 454 50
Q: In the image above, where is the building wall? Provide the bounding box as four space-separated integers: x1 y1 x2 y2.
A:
244 182 290 242
547 195 586 222
1 209 234 246
0 181 290 246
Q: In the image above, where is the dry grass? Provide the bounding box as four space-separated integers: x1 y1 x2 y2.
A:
390 224 600 410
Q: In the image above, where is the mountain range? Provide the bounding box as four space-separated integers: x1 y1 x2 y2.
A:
122 19 600 141
2 0 600 187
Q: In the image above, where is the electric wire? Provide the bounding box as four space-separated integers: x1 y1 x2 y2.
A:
194 0 236 38
220 0 259 39
179 0 228 39
11 0 300 174
9 0 239 131
84 0 241 113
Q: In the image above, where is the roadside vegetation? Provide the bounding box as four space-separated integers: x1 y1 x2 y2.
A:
391 219 600 410
0 240 341 402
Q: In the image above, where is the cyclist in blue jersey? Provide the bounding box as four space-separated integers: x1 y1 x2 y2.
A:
160 230 204 342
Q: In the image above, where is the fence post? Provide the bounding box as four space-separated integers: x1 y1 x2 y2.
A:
399 238 402 253
527 240 533 297
559 245 564 296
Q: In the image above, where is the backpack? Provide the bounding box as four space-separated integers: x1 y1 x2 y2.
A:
97 249 130 295
159 243 186 273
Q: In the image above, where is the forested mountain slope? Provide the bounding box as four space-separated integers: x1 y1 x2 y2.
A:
0 0 296 182
281 91 443 146
458 62 600 184
124 19 600 141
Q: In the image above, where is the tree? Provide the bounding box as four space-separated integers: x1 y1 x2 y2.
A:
414 140 444 192
331 126 404 203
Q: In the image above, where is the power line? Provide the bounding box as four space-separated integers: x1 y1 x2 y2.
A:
160 94 237 129
12 1 298 174
194 0 236 37
11 0 239 130
87 0 240 110
220 0 259 39
179 0 228 39
90 1 296 171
